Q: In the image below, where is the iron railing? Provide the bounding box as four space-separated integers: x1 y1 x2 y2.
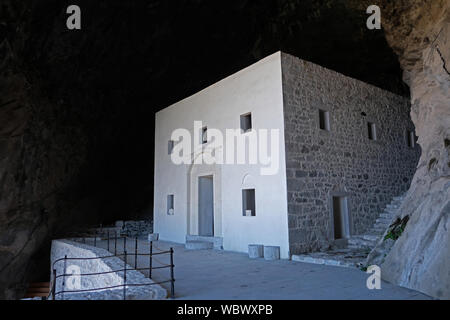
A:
49 235 174 300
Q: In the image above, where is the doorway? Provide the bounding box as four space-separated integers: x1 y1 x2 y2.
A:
198 175 214 236
332 196 350 239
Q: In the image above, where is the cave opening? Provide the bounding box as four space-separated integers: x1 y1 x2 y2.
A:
1 0 420 299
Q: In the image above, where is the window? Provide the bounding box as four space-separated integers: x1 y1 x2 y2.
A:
167 195 174 215
367 122 377 140
201 126 207 144
242 189 256 216
168 140 174 154
240 113 252 133
406 130 415 148
319 109 330 131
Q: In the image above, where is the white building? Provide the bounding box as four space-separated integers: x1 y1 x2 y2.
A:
153 52 419 259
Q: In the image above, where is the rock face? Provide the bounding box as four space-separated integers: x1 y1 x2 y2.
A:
0 21 89 299
366 0 450 299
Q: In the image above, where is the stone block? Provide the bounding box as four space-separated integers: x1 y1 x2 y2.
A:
263 246 280 260
115 220 124 228
148 233 159 242
248 244 264 259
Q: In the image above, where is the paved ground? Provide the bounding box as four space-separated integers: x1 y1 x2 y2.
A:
91 238 430 300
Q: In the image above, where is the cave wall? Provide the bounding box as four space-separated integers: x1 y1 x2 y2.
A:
367 0 450 299
0 30 82 299
1 0 439 299
0 1 156 299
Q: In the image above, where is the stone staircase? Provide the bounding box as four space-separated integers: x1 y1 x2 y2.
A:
23 282 50 299
347 194 405 250
292 194 405 268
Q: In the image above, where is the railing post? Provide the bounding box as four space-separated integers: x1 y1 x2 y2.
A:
114 232 117 256
148 241 153 279
94 230 97 247
62 255 67 300
123 250 127 300
52 269 56 300
134 237 138 269
170 247 175 298
107 230 110 251
124 236 127 254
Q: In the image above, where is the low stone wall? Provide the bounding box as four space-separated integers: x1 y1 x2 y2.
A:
50 239 166 300
119 220 153 237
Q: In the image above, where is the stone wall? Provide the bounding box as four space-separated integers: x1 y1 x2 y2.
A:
50 239 166 300
121 220 153 238
281 53 420 255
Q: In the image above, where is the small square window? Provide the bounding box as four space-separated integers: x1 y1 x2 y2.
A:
201 126 207 144
242 189 256 216
368 122 377 140
240 113 252 133
167 195 174 215
406 130 415 148
168 140 174 154
319 109 330 131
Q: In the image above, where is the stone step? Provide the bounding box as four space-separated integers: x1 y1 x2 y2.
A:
348 244 371 250
375 216 392 222
186 235 223 249
348 237 376 244
351 234 379 242
386 204 399 210
373 223 390 229
371 229 386 236
372 226 389 233
365 232 384 239
348 244 372 250
292 255 355 267
185 240 214 250
367 230 384 236
292 249 368 268
24 282 50 299
376 217 392 224
348 239 376 249
374 220 390 227
379 212 393 219
385 207 399 214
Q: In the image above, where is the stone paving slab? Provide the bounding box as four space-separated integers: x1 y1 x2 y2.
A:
90 239 431 300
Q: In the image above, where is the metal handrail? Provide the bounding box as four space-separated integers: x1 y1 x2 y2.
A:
52 250 171 269
53 280 174 296
49 237 175 300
